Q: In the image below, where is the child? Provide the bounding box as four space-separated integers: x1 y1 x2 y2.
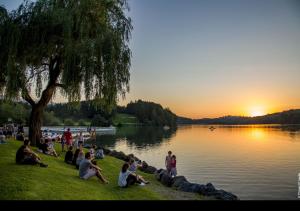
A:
170 155 177 177
128 158 142 172
165 151 172 174
95 147 105 159
89 144 96 159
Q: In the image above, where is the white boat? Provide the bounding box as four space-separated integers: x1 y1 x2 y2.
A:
41 126 116 134
24 126 116 136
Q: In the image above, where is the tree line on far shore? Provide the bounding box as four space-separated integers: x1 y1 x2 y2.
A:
177 109 300 125
0 99 178 128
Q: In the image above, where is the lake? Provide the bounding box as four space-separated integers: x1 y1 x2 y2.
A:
95 124 300 200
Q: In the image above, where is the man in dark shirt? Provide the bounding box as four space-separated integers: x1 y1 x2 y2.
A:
16 139 48 167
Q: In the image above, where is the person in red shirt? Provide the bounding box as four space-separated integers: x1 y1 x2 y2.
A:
170 155 177 177
64 128 73 147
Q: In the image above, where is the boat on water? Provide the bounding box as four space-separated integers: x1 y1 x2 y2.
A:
209 126 216 131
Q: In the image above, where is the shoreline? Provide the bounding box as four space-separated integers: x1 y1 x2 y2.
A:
84 145 239 200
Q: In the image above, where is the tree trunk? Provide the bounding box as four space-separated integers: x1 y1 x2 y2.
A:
25 56 62 146
29 105 44 146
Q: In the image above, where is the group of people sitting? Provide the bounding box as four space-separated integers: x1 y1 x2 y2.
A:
1 124 25 144
14 136 178 189
64 144 85 168
38 138 59 157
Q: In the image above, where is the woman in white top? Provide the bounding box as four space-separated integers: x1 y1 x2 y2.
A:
78 131 84 147
118 163 149 188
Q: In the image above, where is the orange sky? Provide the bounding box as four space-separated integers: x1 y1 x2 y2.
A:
30 0 300 119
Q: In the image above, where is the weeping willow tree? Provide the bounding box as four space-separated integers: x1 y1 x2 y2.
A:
0 0 132 146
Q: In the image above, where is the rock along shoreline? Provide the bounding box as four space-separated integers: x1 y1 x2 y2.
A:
85 145 239 200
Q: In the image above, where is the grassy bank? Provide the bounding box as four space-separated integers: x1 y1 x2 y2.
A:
0 140 203 200
112 113 139 126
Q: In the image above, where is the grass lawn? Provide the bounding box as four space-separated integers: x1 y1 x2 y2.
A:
112 113 139 126
0 139 203 200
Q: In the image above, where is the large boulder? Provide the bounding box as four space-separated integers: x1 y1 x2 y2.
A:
102 148 111 155
155 169 167 181
109 150 128 161
177 181 206 193
212 190 238 200
205 183 216 195
171 176 188 188
139 165 157 174
138 161 156 174
161 172 173 187
128 154 141 162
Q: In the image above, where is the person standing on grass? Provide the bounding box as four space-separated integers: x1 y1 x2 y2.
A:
76 131 84 149
60 134 66 152
165 151 172 174
91 128 96 143
64 128 73 148
16 139 48 167
79 152 109 184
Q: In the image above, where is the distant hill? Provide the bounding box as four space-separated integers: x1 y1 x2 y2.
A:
177 109 300 125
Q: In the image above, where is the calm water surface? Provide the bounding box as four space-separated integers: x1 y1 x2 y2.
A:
95 125 300 200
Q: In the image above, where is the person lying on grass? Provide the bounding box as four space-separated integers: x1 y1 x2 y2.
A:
16 139 48 167
64 146 74 164
79 152 109 184
118 163 149 188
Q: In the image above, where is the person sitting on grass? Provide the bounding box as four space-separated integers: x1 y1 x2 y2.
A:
79 152 109 184
73 148 80 166
95 146 105 159
118 163 149 188
40 139 58 157
47 139 59 157
16 139 48 167
89 144 96 159
128 158 142 173
76 144 85 169
0 132 7 144
16 132 25 142
65 146 74 164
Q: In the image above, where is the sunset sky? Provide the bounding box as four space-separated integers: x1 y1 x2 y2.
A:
1 0 300 118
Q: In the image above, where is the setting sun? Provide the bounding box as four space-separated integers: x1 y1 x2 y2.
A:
249 107 266 117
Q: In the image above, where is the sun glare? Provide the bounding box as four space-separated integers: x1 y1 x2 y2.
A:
249 107 266 117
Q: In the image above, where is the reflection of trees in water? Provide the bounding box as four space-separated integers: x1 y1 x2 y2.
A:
210 124 300 141
96 126 177 148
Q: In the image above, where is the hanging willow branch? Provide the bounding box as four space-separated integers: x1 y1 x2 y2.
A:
0 0 132 110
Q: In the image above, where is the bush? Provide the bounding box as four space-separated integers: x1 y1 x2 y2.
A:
43 111 62 126
78 119 90 126
64 118 75 126
91 115 110 127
